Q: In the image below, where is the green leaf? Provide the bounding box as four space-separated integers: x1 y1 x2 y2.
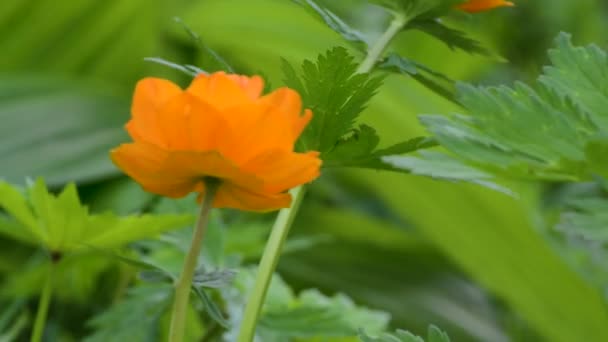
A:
358 325 450 342
0 75 128 185
222 268 389 341
179 4 608 340
410 20 488 55
383 151 515 195
292 0 367 50
324 124 437 169
0 300 28 342
557 196 608 242
191 285 230 328
378 53 456 103
84 284 172 342
0 179 191 252
401 33 608 184
282 47 384 153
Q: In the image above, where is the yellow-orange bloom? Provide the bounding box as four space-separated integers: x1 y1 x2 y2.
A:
458 0 514 13
110 72 321 212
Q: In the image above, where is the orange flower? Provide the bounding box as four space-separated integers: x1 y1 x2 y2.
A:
110 72 321 211
457 0 514 13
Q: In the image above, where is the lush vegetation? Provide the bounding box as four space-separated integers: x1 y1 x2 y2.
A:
1 0 608 341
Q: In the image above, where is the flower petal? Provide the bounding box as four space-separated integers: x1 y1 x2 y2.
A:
187 72 253 110
226 74 264 100
110 143 260 198
260 87 312 140
242 150 321 193
214 183 292 211
154 93 231 151
127 78 182 147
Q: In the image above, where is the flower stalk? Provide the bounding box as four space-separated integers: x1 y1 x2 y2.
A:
237 186 306 342
31 261 55 342
357 14 409 74
169 179 219 342
236 13 409 342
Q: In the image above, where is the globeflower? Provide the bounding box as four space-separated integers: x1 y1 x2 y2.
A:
458 0 514 12
111 72 321 212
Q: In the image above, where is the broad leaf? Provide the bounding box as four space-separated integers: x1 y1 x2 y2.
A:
0 179 191 252
0 75 128 185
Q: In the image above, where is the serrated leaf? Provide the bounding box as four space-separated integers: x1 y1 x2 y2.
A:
427 325 450 342
410 19 488 55
191 285 230 328
557 197 608 242
282 47 384 153
193 268 237 289
292 0 367 50
383 151 515 195
358 325 450 342
378 53 456 103
324 124 437 169
0 179 191 252
222 268 389 341
405 33 608 186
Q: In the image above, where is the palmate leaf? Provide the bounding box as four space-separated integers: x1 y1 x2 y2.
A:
387 33 608 189
283 47 433 169
359 325 450 342
0 179 191 252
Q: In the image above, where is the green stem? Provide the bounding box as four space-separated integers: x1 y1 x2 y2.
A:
168 180 219 342
235 12 407 342
356 14 408 74
237 186 306 342
31 262 54 342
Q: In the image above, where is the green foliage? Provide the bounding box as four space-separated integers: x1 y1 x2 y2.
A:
386 33 608 190
84 284 173 342
0 300 28 342
223 269 389 341
283 47 432 168
282 47 383 152
359 325 450 342
557 194 608 243
0 179 191 252
292 0 368 49
0 76 128 185
378 54 456 103
409 20 488 55
324 127 437 170
384 151 513 195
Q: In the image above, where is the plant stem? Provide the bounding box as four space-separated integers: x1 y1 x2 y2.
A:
168 180 219 342
237 186 306 342
31 262 54 342
235 13 407 342
356 14 408 74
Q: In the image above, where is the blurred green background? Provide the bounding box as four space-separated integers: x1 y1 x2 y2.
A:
2 0 608 341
